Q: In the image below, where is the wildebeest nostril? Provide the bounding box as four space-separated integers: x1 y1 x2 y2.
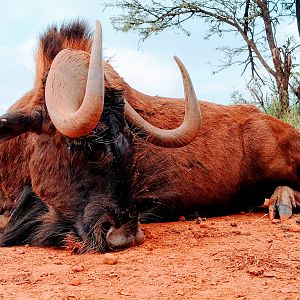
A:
106 226 134 249
106 225 144 250
101 222 113 235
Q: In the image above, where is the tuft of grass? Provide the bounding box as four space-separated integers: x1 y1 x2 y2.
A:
231 89 300 130
280 110 300 131
265 102 300 131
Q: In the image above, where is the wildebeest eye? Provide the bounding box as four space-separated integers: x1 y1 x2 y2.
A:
65 122 111 153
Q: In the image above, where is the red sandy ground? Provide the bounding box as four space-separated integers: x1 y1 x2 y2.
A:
0 212 299 300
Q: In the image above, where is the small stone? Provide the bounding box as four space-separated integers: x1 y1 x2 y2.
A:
102 253 118 265
248 266 264 276
69 280 81 286
230 222 238 227
72 265 85 273
199 223 209 228
271 219 280 224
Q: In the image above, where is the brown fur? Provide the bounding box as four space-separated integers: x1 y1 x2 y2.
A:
0 20 141 251
107 71 300 216
0 20 94 208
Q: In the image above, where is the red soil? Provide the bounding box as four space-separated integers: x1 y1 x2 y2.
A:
0 212 299 299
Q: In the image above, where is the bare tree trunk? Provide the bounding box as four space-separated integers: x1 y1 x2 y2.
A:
257 0 291 116
272 47 292 116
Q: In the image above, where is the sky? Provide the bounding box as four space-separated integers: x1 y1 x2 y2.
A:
0 0 298 114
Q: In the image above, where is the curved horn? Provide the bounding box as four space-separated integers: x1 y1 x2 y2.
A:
125 56 201 148
45 20 104 137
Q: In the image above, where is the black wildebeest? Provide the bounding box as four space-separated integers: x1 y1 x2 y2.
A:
0 20 201 252
1 18 300 251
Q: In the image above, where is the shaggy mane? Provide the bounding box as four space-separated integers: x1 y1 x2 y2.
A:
35 19 92 87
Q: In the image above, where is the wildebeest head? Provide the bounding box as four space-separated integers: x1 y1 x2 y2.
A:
0 20 201 252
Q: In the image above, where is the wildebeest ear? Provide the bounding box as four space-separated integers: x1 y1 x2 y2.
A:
0 110 43 143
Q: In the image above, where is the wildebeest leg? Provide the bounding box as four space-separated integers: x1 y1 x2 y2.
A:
27 210 75 248
0 186 76 247
265 186 300 221
0 185 48 246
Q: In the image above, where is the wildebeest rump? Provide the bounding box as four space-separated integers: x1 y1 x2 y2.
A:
0 20 201 251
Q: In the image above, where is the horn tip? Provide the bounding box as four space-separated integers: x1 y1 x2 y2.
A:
95 20 102 31
173 56 184 71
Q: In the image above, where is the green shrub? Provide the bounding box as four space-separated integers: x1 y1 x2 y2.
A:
266 101 300 131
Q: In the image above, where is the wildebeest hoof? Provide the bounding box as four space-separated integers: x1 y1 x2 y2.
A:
267 186 297 221
277 204 293 221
